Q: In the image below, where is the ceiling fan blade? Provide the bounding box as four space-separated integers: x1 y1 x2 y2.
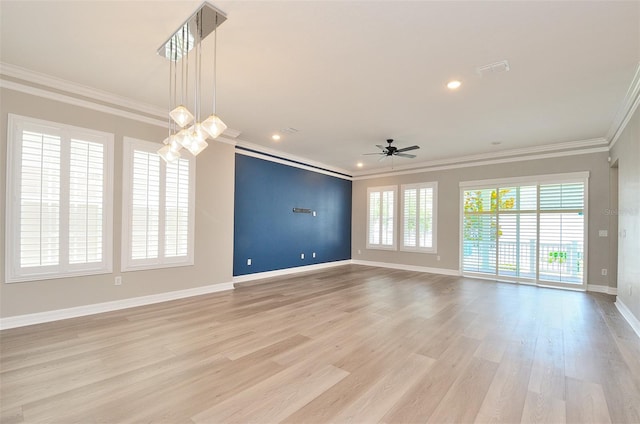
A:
395 145 420 153
395 153 416 158
375 144 385 150
378 155 388 162
363 153 384 155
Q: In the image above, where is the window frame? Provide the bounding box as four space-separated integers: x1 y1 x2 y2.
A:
121 137 196 272
5 114 114 283
459 172 589 290
400 181 438 253
366 185 398 251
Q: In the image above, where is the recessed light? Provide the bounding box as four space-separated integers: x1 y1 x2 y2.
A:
447 80 462 90
271 134 281 141
357 162 363 168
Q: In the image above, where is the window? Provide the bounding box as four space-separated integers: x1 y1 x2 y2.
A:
121 137 195 271
401 182 437 253
461 173 588 288
366 186 397 250
5 114 113 282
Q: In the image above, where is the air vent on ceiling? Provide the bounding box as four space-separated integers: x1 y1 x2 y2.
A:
476 60 510 76
281 127 299 134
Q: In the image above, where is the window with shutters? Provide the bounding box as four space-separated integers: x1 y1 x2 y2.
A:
366 186 397 250
460 173 588 288
121 137 195 271
5 114 114 283
401 182 437 253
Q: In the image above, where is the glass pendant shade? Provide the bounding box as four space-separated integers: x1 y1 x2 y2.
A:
187 137 209 156
201 114 227 139
170 105 194 128
169 137 183 153
185 124 209 156
162 135 183 153
158 144 181 163
176 128 193 150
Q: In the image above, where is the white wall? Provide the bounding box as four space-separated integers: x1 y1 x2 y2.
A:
352 151 612 288
0 87 235 318
610 105 640 322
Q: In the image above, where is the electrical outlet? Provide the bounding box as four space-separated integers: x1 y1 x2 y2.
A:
599 230 608 237
312 252 316 258
301 253 304 260
601 268 607 276
247 258 251 266
437 255 441 261
357 249 362 254
115 276 122 286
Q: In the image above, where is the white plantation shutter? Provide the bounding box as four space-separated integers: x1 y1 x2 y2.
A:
496 186 537 279
6 115 113 283
462 188 496 274
165 158 190 257
403 188 417 248
367 186 397 250
401 182 436 252
368 191 381 245
131 151 160 260
19 131 61 268
69 140 104 264
461 174 587 288
381 190 395 246
122 137 195 271
538 183 585 284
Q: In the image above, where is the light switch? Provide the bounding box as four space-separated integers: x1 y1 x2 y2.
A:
599 230 608 237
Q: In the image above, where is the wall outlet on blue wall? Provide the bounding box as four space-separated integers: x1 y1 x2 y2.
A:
301 253 305 259
312 252 316 258
247 258 252 266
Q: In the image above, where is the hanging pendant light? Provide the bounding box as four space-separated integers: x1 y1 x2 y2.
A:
157 2 227 162
185 11 209 156
201 12 227 139
169 26 194 128
159 38 182 163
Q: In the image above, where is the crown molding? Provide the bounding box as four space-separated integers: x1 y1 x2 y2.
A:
352 138 608 179
352 146 608 181
607 62 640 149
0 78 169 128
0 62 242 139
235 139 353 179
0 62 166 118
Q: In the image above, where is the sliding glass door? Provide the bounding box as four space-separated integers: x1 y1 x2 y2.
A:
461 174 587 290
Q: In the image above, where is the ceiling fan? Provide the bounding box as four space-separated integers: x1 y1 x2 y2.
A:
365 139 420 161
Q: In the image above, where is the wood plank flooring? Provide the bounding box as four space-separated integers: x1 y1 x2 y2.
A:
1 264 639 423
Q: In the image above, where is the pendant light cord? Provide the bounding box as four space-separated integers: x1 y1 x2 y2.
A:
213 14 218 115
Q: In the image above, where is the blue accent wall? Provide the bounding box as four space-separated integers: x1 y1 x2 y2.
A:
234 154 352 276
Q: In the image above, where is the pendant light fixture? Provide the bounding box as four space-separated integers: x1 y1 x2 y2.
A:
200 13 227 140
158 2 227 163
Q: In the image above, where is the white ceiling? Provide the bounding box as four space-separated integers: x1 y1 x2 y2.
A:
1 1 639 175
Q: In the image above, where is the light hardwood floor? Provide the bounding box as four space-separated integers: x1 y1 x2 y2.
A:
1 264 640 423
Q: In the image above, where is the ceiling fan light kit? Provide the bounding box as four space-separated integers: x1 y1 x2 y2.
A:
158 2 228 163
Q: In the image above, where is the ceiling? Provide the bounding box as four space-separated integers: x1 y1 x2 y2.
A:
1 1 639 175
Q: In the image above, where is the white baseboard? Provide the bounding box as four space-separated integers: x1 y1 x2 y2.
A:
587 284 618 295
232 260 352 284
0 282 234 330
350 260 461 276
615 299 640 339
